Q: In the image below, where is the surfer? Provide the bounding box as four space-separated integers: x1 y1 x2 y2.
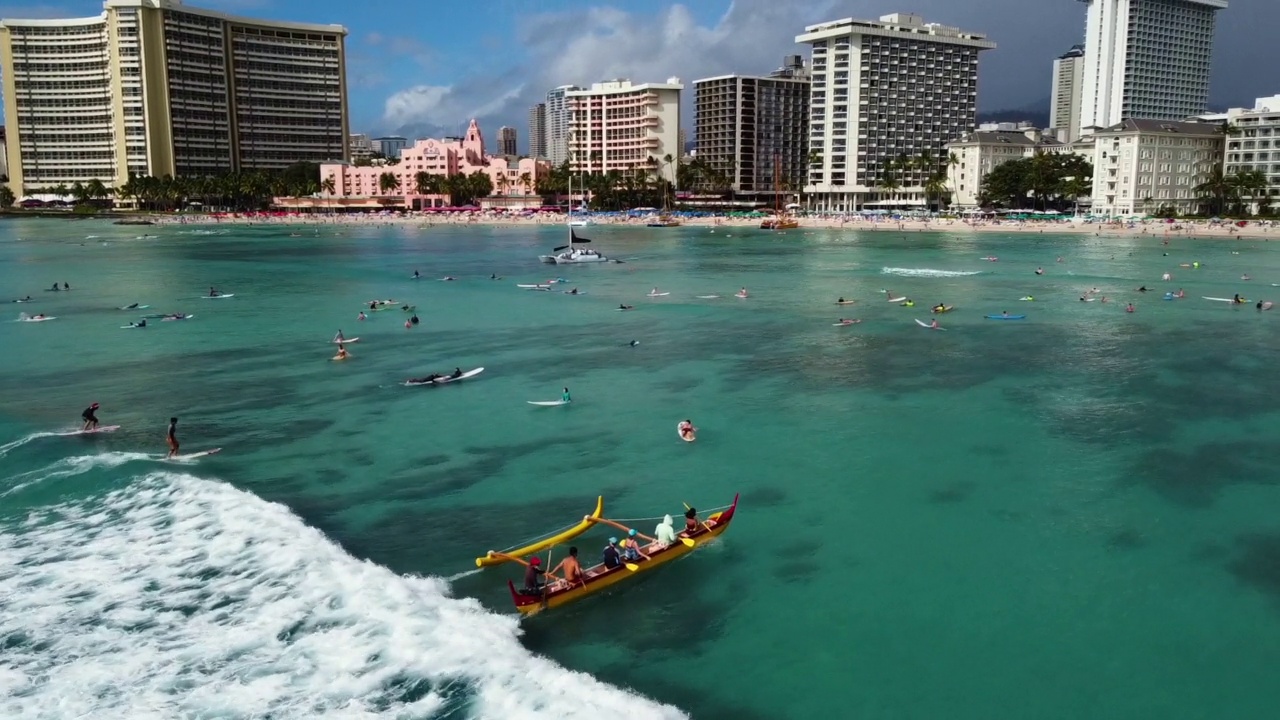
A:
14 296 31 302
129 319 147 328
932 303 946 313
1242 274 1251 281
49 283 59 291
1233 294 1244 305
1162 273 1172 281
929 318 940 329
357 311 366 321
1001 311 1010 318
81 402 101 431
334 330 345 342
413 270 421 279
562 387 571 403
1258 301 1264 311
901 299 914 307
451 368 463 379
490 273 498 280
619 304 634 311
63 282 70 290
629 340 640 347
1175 289 1185 298
209 287 220 297
335 344 351 360
1035 267 1044 275
568 288 579 295
442 276 455 281
404 320 412 329
369 301 378 310
125 302 139 309
678 420 695 440
1138 286 1148 293
411 314 419 325
738 287 749 298
650 287 659 295
166 417 179 458
1126 303 1135 313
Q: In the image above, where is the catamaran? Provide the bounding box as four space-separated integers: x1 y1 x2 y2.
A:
540 175 608 264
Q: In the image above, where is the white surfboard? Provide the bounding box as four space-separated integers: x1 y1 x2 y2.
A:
517 284 550 289
647 292 670 297
833 321 860 326
162 314 194 321
331 337 360 344
120 305 150 310
19 316 57 322
120 324 147 329
1202 297 1237 303
199 294 235 299
163 448 222 462
677 422 696 443
888 297 907 303
836 301 857 305
57 425 121 437
696 295 720 299
528 400 570 406
915 318 945 330
428 367 485 385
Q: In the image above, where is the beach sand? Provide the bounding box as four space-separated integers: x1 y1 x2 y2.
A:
154 211 1280 240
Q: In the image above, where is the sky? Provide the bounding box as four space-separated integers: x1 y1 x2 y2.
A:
1 0 1273 153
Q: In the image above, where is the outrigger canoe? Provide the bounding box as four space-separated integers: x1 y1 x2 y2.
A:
475 496 603 567
507 494 739 615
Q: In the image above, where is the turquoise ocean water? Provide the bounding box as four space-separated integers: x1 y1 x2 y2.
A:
3 218 1280 719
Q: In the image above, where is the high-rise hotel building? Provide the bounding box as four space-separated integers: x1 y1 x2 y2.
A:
797 13 994 212
694 56 810 199
544 85 579 167
1078 0 1227 130
1050 44 1086 142
527 103 547 158
566 79 682 185
0 0 348 193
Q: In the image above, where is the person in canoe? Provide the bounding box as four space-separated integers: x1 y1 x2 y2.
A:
654 515 678 548
678 419 696 440
81 402 101 431
521 556 546 595
620 529 651 563
602 538 623 569
548 546 585 588
1000 310 1010 318
682 507 701 536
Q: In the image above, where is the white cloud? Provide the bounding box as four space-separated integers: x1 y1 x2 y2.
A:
378 0 838 139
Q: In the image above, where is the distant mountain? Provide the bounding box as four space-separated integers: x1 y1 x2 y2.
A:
978 96 1051 128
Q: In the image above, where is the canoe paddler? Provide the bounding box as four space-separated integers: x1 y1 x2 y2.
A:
522 557 546 595
682 507 700 535
655 515 677 548
548 546 584 588
619 529 650 562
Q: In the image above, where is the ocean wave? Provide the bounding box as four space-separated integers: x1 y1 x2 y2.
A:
880 267 983 278
0 471 685 719
2 451 154 497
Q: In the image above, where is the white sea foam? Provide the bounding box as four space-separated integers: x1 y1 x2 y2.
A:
2 451 154 497
881 267 983 278
0 471 685 719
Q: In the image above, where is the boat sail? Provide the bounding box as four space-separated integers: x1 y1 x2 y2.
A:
761 154 799 230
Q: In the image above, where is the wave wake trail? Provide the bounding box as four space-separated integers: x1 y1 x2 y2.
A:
881 267 983 278
0 472 685 719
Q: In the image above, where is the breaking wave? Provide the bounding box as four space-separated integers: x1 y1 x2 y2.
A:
881 267 983 278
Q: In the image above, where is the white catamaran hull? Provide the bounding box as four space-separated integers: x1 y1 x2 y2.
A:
552 252 608 264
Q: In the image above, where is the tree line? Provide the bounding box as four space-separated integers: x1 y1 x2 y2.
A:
978 153 1094 212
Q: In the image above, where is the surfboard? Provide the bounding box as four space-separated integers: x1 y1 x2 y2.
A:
59 425 121 437
199 294 235 299
517 284 550 289
420 367 485 386
1202 297 1239 303
677 422 696 443
120 324 147 329
165 448 222 461
528 400 569 406
696 295 720 299
331 353 351 361
331 337 359 344
888 297 907 303
833 320 861 326
647 292 670 297
735 293 748 299
984 315 1026 320
120 305 150 310
19 316 57 322
915 319 945 330
162 314 194 320
563 291 587 295
836 301 857 305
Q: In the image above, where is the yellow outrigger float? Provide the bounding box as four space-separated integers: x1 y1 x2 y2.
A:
507 494 739 615
474 496 604 567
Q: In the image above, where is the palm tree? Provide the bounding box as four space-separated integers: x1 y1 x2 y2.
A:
0 185 14 210
923 172 948 212
1060 176 1091 216
879 168 901 204
378 172 401 197
414 171 431 196
518 171 532 196
1193 166 1232 216
495 172 509 197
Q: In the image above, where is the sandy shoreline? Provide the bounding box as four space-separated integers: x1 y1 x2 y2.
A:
153 212 1280 240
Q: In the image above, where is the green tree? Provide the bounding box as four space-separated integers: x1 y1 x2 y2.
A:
1193 166 1232 216
0 185 14 209
378 172 401 196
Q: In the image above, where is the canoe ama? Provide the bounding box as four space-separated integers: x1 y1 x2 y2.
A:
475 496 604 567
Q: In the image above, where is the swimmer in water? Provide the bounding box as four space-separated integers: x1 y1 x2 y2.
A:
413 270 421 279
357 311 366 321
1242 274 1251 281
629 340 639 347
619 304 634 310
1035 267 1044 275
1126 303 1135 313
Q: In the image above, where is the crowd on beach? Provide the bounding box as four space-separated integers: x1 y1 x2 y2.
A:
152 209 1280 240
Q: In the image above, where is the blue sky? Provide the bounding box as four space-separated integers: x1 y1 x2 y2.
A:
1 0 1269 153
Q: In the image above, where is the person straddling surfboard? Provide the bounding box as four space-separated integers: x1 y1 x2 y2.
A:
166 417 179 458
81 402 101 431
334 329 345 342
562 387 571 403
209 286 221 297
678 420 696 440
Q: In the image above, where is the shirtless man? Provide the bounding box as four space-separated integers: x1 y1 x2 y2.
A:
548 546 585 588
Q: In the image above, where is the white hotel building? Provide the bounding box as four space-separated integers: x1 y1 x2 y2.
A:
566 79 682 185
796 13 995 212
1088 118 1222 216
0 0 348 193
1078 0 1227 131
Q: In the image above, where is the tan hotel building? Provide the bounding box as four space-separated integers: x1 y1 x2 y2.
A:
0 0 348 194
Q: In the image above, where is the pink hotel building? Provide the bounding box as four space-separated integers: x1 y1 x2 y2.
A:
298 119 548 210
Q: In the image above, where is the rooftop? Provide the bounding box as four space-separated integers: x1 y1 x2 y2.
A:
1095 118 1224 136
1 0 346 34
